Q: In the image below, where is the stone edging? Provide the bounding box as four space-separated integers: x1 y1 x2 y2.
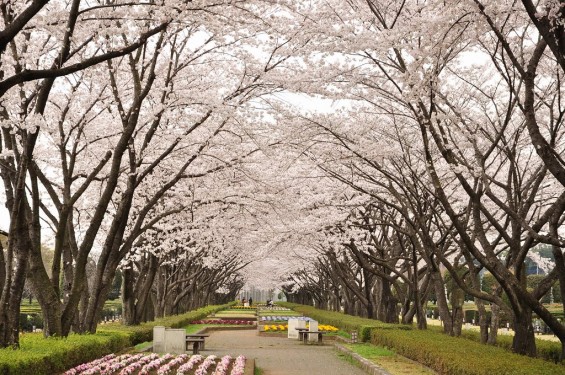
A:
334 342 392 375
243 358 255 375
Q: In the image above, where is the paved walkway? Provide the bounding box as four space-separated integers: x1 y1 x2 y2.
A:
203 330 366 375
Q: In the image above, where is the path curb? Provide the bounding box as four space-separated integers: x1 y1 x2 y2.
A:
334 342 392 375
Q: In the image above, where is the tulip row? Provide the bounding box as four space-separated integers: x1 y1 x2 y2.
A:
64 353 247 375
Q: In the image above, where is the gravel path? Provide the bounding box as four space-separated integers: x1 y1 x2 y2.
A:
203 330 366 375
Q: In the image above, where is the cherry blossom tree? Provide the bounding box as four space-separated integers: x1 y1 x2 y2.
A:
0 0 308 342
0 0 173 347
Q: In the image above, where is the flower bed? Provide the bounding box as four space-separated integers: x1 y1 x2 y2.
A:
262 324 338 332
263 325 288 331
231 306 256 310
191 319 255 325
260 316 311 322
257 306 290 311
64 353 247 375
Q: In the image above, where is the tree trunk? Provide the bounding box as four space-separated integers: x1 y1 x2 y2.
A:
0 204 32 347
488 302 500 345
512 301 536 356
379 279 399 323
431 271 453 334
122 268 136 326
474 298 489 343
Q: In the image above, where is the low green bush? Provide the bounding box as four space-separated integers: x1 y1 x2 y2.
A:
0 331 129 375
457 327 562 364
0 302 234 374
371 328 564 375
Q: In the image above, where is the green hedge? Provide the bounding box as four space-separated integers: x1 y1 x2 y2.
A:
0 302 234 375
281 303 564 374
457 327 562 364
371 328 564 375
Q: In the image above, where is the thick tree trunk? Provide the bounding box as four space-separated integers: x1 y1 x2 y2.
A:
363 270 375 319
474 298 489 343
512 301 536 356
378 279 399 323
0 200 34 347
504 260 537 356
85 263 120 333
431 271 453 334
450 285 465 336
122 268 136 326
400 294 412 324
488 302 500 345
0 236 28 347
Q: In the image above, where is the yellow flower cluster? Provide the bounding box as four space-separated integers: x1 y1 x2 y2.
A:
264 324 288 331
316 324 339 332
262 324 339 332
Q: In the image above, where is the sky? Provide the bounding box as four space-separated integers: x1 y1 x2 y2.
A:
0 201 6 232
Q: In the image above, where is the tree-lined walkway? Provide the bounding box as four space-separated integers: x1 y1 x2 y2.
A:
204 330 366 375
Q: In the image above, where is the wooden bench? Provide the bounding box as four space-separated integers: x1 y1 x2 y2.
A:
298 330 325 344
186 338 205 354
186 334 209 351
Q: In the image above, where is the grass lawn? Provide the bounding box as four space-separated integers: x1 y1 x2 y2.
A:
344 343 436 375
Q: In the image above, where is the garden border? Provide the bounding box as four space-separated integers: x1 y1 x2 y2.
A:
334 342 392 375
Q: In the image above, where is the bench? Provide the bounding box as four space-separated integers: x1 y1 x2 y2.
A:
186 333 210 354
186 338 205 354
298 330 325 344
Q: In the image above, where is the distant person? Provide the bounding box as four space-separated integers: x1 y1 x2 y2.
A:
267 299 273 308
249 297 253 306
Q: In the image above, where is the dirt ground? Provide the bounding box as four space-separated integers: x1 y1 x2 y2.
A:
202 329 367 375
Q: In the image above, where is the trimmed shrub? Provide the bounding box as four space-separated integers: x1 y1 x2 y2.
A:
0 331 129 375
371 328 564 375
458 327 562 364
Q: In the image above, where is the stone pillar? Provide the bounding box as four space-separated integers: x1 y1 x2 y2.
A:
308 320 318 342
288 318 298 339
165 328 187 354
153 326 166 352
